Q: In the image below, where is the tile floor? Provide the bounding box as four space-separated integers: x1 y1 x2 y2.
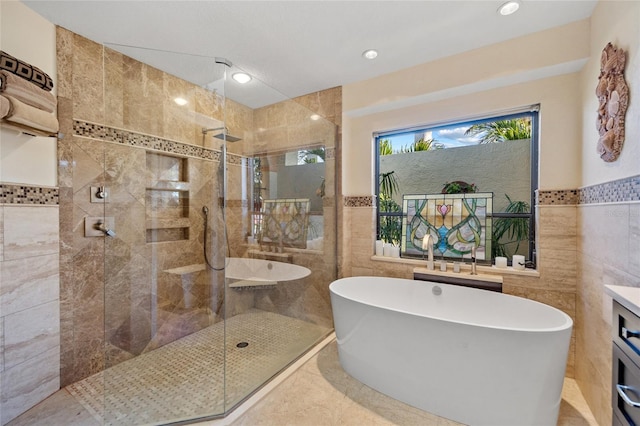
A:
9 339 599 426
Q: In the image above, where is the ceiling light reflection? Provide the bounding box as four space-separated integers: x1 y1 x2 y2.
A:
232 72 252 84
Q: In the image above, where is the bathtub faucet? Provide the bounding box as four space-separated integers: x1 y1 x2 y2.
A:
470 246 477 275
422 234 434 270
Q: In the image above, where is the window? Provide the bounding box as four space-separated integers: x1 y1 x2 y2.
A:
375 107 539 266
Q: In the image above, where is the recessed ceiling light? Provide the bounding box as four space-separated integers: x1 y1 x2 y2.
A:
498 1 520 16
362 49 378 60
174 97 188 106
310 114 321 121
232 72 252 84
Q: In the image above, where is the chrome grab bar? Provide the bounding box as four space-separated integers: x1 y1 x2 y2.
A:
622 327 640 340
617 384 640 408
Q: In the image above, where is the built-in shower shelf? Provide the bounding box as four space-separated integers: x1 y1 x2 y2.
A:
164 264 206 275
146 218 191 230
146 227 189 243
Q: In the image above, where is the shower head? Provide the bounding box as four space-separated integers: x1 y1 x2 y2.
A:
213 132 242 143
201 126 242 143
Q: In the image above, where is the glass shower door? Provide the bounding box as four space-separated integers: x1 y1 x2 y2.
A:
220 70 337 411
97 45 229 424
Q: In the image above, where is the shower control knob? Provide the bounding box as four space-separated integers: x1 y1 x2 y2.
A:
96 186 108 199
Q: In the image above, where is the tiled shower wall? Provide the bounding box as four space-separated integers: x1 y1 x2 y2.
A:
56 26 341 387
56 27 252 385
0 185 60 425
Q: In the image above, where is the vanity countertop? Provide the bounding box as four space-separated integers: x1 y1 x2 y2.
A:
605 285 640 318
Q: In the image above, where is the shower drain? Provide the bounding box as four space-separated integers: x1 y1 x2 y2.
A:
236 342 249 348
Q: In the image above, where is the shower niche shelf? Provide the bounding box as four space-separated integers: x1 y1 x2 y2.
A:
146 152 188 183
145 152 191 243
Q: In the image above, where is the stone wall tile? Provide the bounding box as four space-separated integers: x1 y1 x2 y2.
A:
3 301 60 370
0 253 59 316
3 206 59 260
0 205 4 261
629 203 640 278
0 346 60 425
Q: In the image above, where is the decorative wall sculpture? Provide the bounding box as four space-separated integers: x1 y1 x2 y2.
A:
596 42 629 162
401 193 493 260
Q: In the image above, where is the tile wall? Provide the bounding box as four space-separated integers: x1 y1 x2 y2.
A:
56 27 341 387
0 186 60 425
575 176 640 426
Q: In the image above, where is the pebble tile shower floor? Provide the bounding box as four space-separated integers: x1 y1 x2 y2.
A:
66 309 330 425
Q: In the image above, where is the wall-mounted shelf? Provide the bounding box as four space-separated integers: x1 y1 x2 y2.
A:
145 152 191 243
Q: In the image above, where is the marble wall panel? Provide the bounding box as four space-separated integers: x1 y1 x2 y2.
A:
575 200 640 426
630 203 640 277
2 206 58 261
0 205 4 261
104 48 125 128
578 203 630 271
0 253 59 317
55 27 74 99
3 301 59 370
57 27 340 389
56 98 74 189
72 34 105 124
123 58 164 137
0 316 4 372
0 346 59 426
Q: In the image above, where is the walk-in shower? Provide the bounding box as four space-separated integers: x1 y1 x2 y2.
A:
57 39 337 425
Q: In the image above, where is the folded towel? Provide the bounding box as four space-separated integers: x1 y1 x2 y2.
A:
0 95 12 118
0 71 56 113
0 50 54 92
4 95 58 134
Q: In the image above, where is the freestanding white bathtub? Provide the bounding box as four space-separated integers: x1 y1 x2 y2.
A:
330 276 573 426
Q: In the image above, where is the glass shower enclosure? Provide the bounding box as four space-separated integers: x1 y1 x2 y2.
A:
61 41 336 424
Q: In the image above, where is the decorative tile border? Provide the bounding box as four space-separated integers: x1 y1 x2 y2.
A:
325 147 336 160
578 174 640 204
73 119 243 165
538 174 640 205
0 183 59 205
537 189 579 205
344 196 375 207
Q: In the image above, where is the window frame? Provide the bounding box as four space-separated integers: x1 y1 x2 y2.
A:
374 107 539 267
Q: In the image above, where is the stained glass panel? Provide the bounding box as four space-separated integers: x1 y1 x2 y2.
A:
259 198 311 249
401 193 493 260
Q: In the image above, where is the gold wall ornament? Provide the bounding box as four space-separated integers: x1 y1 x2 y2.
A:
596 42 629 162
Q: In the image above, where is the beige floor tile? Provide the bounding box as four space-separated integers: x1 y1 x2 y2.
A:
8 339 598 426
6 389 98 426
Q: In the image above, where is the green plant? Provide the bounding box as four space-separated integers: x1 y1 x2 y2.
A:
379 139 393 156
299 147 326 163
464 118 532 144
399 138 436 153
378 170 402 245
492 194 530 258
441 181 477 194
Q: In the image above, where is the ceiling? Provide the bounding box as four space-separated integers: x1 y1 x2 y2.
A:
22 0 598 109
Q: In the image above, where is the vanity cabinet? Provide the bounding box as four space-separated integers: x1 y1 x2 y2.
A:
610 292 640 425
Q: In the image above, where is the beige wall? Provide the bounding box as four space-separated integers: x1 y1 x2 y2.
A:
339 9 611 412
343 20 589 196
576 2 640 425
342 4 640 425
0 2 60 424
579 1 640 187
